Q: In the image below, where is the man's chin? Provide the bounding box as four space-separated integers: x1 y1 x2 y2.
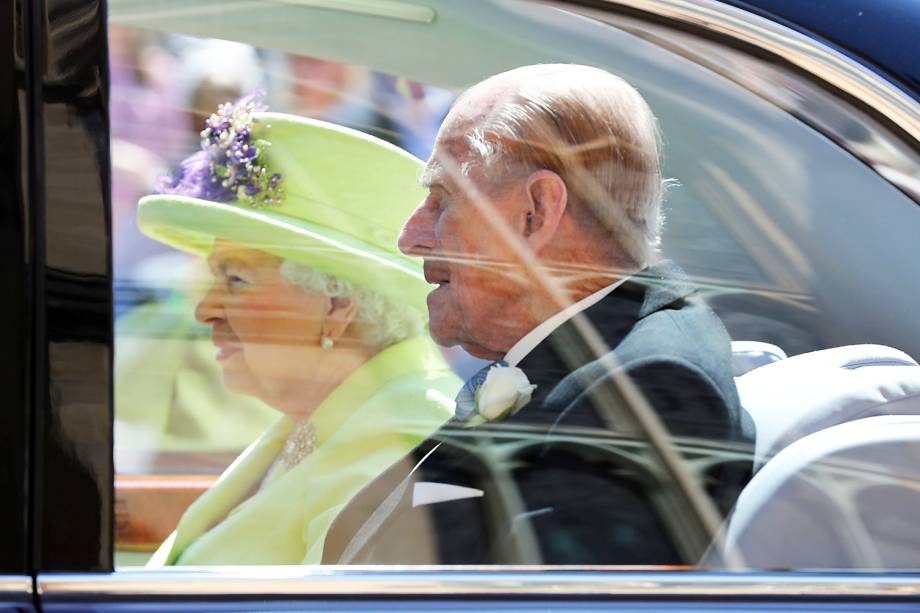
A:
427 308 505 359
459 342 506 361
426 292 455 344
428 324 505 360
426 321 456 348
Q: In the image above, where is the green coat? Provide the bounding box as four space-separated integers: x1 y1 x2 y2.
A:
148 335 459 565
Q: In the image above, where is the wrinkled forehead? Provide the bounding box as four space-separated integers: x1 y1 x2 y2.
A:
206 238 282 271
422 79 517 185
442 82 510 134
422 130 476 189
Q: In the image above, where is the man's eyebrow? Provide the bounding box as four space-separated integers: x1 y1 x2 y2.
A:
418 161 444 189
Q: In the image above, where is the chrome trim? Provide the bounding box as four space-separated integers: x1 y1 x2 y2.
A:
552 0 920 202
590 0 920 141
38 570 920 598
88 1 920 602
273 0 436 24
0 575 32 594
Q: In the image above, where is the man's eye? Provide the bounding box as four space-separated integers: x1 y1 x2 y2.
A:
430 191 448 211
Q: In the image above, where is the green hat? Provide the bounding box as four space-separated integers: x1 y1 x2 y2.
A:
137 102 430 311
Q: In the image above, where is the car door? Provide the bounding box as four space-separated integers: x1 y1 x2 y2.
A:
8 0 113 580
12 0 920 610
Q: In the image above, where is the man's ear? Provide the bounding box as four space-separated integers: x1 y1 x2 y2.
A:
323 296 359 341
522 169 567 253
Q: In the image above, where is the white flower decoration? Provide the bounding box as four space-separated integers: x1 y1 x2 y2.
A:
473 365 537 423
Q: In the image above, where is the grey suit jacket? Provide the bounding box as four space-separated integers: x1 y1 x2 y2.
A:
322 261 753 565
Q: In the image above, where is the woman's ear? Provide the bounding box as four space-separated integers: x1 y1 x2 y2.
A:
323 296 359 342
522 169 567 253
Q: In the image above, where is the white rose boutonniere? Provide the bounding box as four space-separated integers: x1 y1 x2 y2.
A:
468 365 537 426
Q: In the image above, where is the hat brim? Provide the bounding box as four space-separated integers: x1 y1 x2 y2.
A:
137 194 432 311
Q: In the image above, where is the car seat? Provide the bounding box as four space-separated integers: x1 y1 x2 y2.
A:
709 344 920 569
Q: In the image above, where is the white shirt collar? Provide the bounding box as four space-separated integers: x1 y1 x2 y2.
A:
503 277 629 367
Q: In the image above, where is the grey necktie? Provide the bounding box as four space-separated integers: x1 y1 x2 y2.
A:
453 360 508 420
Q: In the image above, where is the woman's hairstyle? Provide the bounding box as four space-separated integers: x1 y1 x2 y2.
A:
280 259 426 349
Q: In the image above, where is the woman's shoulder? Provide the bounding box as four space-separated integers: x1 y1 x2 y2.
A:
374 367 461 402
336 368 459 434
367 337 463 397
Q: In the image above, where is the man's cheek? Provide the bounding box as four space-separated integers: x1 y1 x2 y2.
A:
467 268 514 297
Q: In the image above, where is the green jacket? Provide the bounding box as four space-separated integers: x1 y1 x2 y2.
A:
148 335 459 565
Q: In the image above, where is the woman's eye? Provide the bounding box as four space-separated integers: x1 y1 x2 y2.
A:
226 273 249 289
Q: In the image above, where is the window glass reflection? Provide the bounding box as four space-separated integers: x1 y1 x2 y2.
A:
112 26 465 565
110 0 920 571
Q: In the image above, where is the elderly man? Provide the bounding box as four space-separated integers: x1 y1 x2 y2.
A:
322 64 752 565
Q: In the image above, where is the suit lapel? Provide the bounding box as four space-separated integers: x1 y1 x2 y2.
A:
321 437 439 563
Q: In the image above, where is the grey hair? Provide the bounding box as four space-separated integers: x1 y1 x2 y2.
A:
456 65 670 266
279 260 426 349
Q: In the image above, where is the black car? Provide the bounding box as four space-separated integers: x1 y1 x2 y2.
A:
3 0 920 610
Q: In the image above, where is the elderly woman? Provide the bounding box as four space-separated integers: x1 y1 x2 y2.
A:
138 95 458 565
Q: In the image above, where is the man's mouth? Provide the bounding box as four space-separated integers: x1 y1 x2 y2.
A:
423 262 451 286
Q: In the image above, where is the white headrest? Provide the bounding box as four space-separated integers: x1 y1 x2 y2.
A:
735 344 920 469
731 341 787 376
720 414 920 569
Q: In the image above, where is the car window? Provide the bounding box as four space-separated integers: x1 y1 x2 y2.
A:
108 0 920 571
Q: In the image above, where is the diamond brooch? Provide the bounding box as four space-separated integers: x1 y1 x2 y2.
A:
281 420 317 470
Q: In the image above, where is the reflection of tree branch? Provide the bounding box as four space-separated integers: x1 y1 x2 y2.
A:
437 147 739 566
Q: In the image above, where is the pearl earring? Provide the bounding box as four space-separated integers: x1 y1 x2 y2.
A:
320 335 334 349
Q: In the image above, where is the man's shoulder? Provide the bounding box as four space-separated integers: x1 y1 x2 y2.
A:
617 291 733 370
556 259 731 372
541 262 745 437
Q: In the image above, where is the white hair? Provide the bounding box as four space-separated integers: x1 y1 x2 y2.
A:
279 260 426 349
454 65 670 266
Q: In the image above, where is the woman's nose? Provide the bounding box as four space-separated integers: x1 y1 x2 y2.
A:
194 283 224 324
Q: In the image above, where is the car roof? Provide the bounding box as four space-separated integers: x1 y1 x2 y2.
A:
721 0 920 101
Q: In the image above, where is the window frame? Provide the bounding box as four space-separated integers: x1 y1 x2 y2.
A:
21 0 920 606
1 0 34 580
27 0 113 574
33 569 920 602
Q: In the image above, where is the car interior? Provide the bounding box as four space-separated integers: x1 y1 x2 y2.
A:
105 0 920 570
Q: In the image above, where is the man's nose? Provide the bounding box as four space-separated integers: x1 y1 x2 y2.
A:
194 282 224 324
398 199 437 256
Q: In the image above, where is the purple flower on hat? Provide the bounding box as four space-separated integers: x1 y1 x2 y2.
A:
155 150 236 202
156 91 284 209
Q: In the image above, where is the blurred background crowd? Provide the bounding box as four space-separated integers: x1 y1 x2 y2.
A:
111 24 462 472
111 24 456 300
